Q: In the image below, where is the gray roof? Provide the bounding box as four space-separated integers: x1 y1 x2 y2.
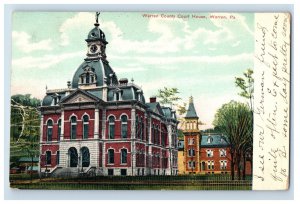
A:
201 135 229 147
146 102 164 116
162 107 172 118
19 157 39 163
185 101 198 118
71 60 118 89
87 89 103 99
86 25 107 43
42 92 67 106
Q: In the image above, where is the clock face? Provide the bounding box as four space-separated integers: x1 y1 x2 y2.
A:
90 44 98 53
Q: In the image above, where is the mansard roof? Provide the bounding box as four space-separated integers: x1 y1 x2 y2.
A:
71 59 118 89
201 134 230 148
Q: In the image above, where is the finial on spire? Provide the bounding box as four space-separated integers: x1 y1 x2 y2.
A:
189 96 193 103
95 12 100 26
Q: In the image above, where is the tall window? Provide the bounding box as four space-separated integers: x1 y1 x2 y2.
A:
188 148 195 157
57 119 61 141
70 116 77 139
83 115 89 139
140 117 144 140
56 151 60 165
188 161 195 169
108 116 115 139
135 116 139 139
121 115 128 138
220 160 227 170
47 120 53 142
46 151 51 165
121 149 127 164
108 149 114 164
156 125 159 145
152 124 155 143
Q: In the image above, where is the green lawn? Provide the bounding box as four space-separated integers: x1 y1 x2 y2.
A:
10 174 252 190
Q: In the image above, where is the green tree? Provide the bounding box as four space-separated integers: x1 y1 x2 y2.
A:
157 87 181 107
235 69 254 111
10 94 41 180
157 87 188 116
235 68 254 178
213 101 253 180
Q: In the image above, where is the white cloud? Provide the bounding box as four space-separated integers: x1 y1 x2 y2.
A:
113 66 147 74
59 12 95 46
232 40 241 47
58 12 253 55
12 31 53 53
110 53 253 66
12 51 84 70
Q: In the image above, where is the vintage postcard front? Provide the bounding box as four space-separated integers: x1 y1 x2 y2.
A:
9 12 290 190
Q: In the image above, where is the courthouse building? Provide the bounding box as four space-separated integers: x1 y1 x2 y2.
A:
39 14 178 176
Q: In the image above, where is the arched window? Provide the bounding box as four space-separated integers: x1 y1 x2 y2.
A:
108 116 115 139
121 149 127 164
201 161 206 171
81 147 90 167
70 116 77 140
108 149 114 164
57 119 61 141
121 115 128 138
207 136 213 144
46 151 51 165
83 115 89 139
47 120 53 142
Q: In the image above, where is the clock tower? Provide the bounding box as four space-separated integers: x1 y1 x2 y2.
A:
85 13 108 61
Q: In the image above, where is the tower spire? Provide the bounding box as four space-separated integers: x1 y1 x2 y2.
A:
185 96 198 119
95 12 100 27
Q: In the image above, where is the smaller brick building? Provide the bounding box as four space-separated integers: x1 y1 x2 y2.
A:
178 97 252 176
199 134 231 175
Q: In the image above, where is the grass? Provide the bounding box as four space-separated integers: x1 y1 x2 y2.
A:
10 174 252 190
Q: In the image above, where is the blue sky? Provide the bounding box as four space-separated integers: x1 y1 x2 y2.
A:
11 12 254 129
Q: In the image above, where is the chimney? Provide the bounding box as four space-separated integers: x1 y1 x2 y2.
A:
150 96 156 103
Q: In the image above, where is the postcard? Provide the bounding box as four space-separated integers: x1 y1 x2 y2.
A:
9 11 290 190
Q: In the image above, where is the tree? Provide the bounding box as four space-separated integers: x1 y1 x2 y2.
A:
10 94 41 180
213 101 253 180
235 69 254 111
157 87 181 107
235 68 254 178
157 87 188 116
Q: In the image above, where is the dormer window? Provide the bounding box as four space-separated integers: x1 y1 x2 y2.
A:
207 136 213 144
51 93 60 106
113 88 123 101
79 67 97 85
